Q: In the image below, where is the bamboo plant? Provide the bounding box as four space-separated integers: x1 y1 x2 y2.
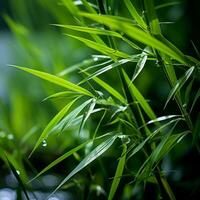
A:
2 0 200 199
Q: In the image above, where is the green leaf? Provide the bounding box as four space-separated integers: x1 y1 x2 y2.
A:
165 67 195 108
190 88 200 112
184 79 194 106
43 91 81 101
5 154 30 200
52 98 93 133
161 178 176 200
57 58 95 76
29 98 79 157
80 0 97 14
140 115 180 128
82 55 140 82
144 0 161 34
137 130 188 184
55 24 122 38
65 34 130 59
122 69 156 120
124 0 147 29
131 49 148 81
60 0 106 46
80 13 187 64
127 118 182 160
12 65 93 97
155 2 180 10
81 59 113 73
61 0 80 17
30 140 90 182
83 71 127 104
108 144 127 200
151 132 188 163
79 98 96 133
49 135 118 197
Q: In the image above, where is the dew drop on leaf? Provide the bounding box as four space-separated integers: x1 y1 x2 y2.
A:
16 170 20 175
93 57 98 61
42 140 47 147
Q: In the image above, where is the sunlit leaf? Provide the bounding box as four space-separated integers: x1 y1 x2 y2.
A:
5 154 30 200
52 98 93 133
131 49 148 81
81 13 187 64
83 71 127 104
29 98 79 157
122 69 156 120
65 34 130 59
12 65 93 97
124 0 147 29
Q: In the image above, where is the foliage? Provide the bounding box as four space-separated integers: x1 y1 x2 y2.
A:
0 0 200 199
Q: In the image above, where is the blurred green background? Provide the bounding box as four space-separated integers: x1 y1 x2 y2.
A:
0 0 200 199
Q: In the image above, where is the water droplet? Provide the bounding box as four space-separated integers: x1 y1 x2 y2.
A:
42 140 47 147
93 57 98 61
7 134 14 140
16 170 20 175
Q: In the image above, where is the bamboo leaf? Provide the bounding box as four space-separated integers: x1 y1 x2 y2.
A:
139 115 180 129
190 88 200 112
80 13 187 64
65 34 130 59
5 154 30 200
43 91 81 101
108 144 127 200
151 131 188 164
11 65 93 97
82 55 140 82
80 0 97 13
83 71 127 104
131 49 148 81
30 140 90 182
57 58 95 76
124 0 147 29
122 69 156 120
81 59 112 73
155 2 180 10
165 67 195 108
55 24 122 38
144 0 161 34
49 135 117 197
184 79 194 106
79 98 96 133
137 130 189 184
127 118 182 160
61 0 80 17
52 98 93 133
29 98 79 157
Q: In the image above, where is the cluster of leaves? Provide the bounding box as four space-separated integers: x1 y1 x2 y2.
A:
1 0 200 199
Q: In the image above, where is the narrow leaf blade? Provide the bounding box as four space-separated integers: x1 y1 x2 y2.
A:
49 135 117 197
108 144 127 200
29 98 78 157
12 65 93 96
